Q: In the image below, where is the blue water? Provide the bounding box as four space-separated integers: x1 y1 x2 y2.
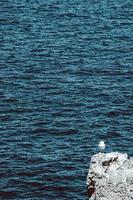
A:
0 0 133 199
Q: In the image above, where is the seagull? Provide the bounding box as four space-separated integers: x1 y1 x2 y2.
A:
98 141 105 152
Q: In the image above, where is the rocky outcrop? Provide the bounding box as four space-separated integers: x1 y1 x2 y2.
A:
86 152 133 200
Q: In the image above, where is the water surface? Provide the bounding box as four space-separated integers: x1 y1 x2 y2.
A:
0 0 133 199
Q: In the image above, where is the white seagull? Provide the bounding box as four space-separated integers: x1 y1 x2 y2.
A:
98 141 105 152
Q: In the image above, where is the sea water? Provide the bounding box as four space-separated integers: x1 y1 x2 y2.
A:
0 0 133 199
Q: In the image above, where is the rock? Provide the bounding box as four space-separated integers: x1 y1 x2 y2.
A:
86 152 133 200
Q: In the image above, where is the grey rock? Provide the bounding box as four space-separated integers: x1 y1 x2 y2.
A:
86 152 133 200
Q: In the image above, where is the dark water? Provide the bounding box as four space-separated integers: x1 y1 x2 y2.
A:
0 0 133 199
